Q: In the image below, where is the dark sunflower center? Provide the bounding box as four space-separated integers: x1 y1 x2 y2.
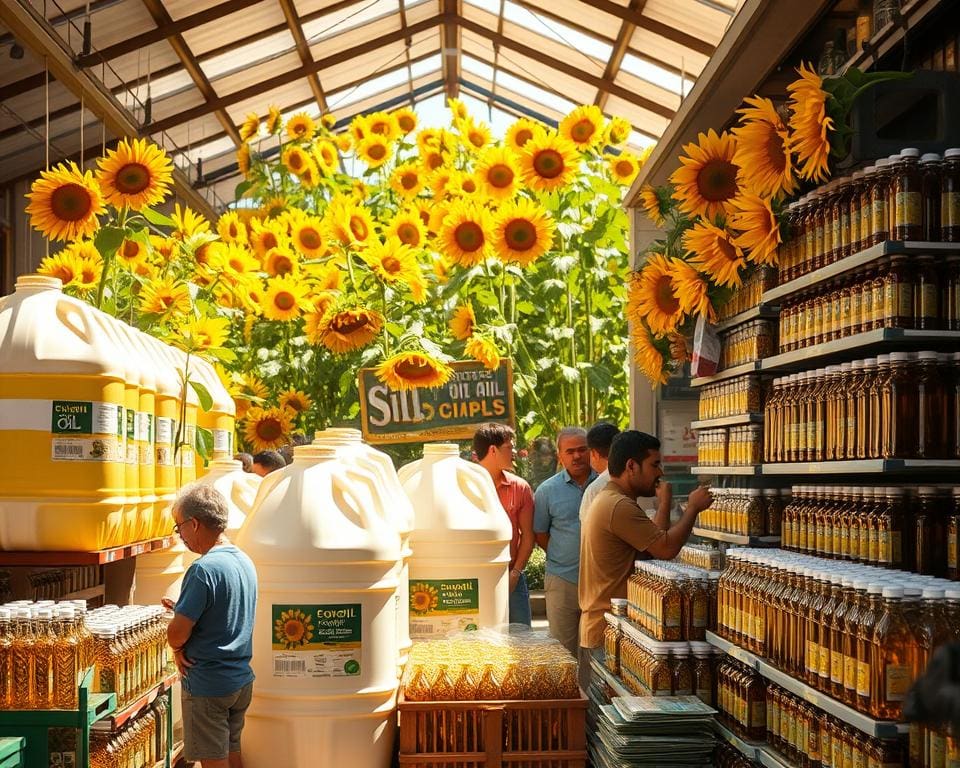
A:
50 183 93 222
228 222 239 238
418 210 431 226
371 122 389 135
397 223 420 246
160 294 175 309
654 275 680 313
716 236 738 261
116 163 151 194
504 219 536 251
615 160 634 177
349 217 368 241
299 228 322 249
395 358 434 380
367 144 387 160
427 153 443 170
229 259 246 272
515 129 533 147
121 241 140 259
382 256 402 274
288 153 304 170
257 417 283 441
55 266 76 283
398 115 415 132
697 159 739 201
275 291 295 310
570 119 595 143
273 256 293 275
488 164 514 188
195 243 211 264
401 173 418 190
454 222 484 251
462 178 477 193
332 314 369 334
533 150 564 179
766 131 787 171
263 233 279 251
469 132 484 148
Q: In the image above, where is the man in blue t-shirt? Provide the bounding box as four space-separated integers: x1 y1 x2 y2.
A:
164 484 257 768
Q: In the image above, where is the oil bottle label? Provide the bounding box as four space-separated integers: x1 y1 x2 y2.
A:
47 400 123 462
125 409 137 465
896 191 922 227
156 418 174 466
409 578 480 639
857 660 871 697
931 732 947 767
270 603 362 678
884 663 911 701
213 428 232 455
831 650 844 683
853 747 867 768
137 413 154 465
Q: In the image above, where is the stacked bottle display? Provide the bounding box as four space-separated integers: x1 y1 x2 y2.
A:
626 561 717 641
716 549 960 722
679 544 725 571
90 696 169 768
718 320 776 370
716 268 777 321
780 485 960 576
698 376 764 420
0 601 94 710
714 742 754 768
777 254 960 351
717 657 767 740
87 606 171 708
697 426 763 467
763 353 960 463
766 682 905 768
699 488 785 538
777 147 960 284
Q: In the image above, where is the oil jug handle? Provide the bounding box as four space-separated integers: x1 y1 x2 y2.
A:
56 298 93 344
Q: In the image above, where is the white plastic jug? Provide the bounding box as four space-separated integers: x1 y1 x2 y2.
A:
0 276 127 551
312 428 413 671
398 443 512 638
238 444 401 768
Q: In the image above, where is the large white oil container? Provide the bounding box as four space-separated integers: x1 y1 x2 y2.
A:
398 443 512 638
192 356 236 468
237 444 400 768
121 325 158 542
0 276 127 551
157 345 198 489
312 428 413 671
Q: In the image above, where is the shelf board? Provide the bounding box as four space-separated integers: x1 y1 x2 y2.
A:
691 465 762 476
607 613 691 650
762 241 960 304
61 585 106 602
690 413 764 430
715 718 764 762
0 692 115 727
93 672 178 731
763 459 960 475
842 0 944 73
758 746 799 768
706 632 906 738
693 527 780 546
690 362 762 387
0 536 176 566
762 329 960 373
714 303 780 333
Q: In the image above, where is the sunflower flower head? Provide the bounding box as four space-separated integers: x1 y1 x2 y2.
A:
286 112 317 142
606 116 632 146
386 209 428 248
493 198 555 268
265 105 283 135
239 113 260 142
95 138 173 211
375 350 454 391
243 406 293 453
639 184 667 227
26 161 105 242
786 62 833 183
607 151 641 186
291 216 328 258
632 254 684 336
279 388 313 417
683 220 746 288
670 129 741 221
176 315 231 354
732 95 797 199
171 204 210 241
729 192 782 266
365 111 400 142
393 107 418 135
505 118 541 153
390 163 425 199
559 105 605 151
465 335 501 370
217 211 248 245
450 302 476 341
630 321 672 387
361 236 421 287
519 131 580 192
475 146 521 201
668 257 716 322
139 275 192 319
318 304 384 354
438 200 493 267
261 275 312 321
357 135 393 169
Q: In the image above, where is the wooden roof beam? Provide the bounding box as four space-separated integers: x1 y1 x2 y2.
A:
275 0 328 113
399 0 416 108
441 0 460 100
596 0 645 110
576 0 715 56
144 13 447 134
75 0 261 68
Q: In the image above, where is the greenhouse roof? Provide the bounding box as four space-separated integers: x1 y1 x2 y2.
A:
0 0 743 209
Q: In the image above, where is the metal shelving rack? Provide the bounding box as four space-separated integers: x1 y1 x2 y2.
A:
692 528 780 546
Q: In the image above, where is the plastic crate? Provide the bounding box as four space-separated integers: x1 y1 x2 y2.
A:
0 738 24 768
398 692 588 768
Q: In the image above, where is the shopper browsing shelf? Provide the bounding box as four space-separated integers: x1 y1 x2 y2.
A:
579 422 621 523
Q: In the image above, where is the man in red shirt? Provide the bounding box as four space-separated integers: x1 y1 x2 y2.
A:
474 423 535 626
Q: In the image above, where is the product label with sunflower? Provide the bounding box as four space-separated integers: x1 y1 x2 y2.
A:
409 579 480 637
271 603 362 678
47 400 123 462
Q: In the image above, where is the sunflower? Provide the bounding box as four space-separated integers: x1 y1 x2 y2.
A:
429 169 455 199
237 144 252 178
519 132 580 192
357 135 393 168
447 170 479 197
639 184 666 227
303 306 330 345
559 105 605 150
447 98 470 123
461 118 492 152
729 193 781 266
365 111 400 142
265 105 282 135
259 196 289 220
386 209 427 248
409 583 440 614
607 151 641 185
178 315 230 352
670 129 741 221
278 388 312 417
244 406 293 454
262 275 311 321
668 257 715 321
319 305 384 354
286 112 316 142
349 115 368 143
492 198 555 267
416 127 441 153
335 133 353 153
139 276 192 318
263 246 299 277
249 219 286 258
683 221 745 288
787 62 833 182
274 608 315 649
217 211 247 244
171 204 210 241
282 146 313 177
731 96 796 199
324 197 376 248
428 202 450 236
212 242 259 277
304 264 341 292
465 335 501 370
298 162 322 189
361 237 420 286
25 162 105 242
150 235 177 262
375 351 453 391
633 254 684 335
95 138 173 211
475 146 520 201
116 237 149 269
505 118 540 152
37 250 82 287
393 106 417 135
390 163 425 199
312 140 339 172
71 247 103 293
449 302 476 341
239 113 260 142
606 116 631 146
630 322 671 386
291 216 327 258
420 148 445 172
431 253 449 284
438 200 493 267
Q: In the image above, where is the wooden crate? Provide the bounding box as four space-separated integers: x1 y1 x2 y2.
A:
398 692 588 768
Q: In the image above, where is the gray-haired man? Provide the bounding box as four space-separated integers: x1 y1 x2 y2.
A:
164 484 258 768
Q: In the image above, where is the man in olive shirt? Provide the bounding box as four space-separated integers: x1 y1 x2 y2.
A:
577 431 712 687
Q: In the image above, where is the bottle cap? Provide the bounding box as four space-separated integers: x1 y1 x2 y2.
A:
944 148 960 159
0 609 10 620
945 587 960 600
920 153 941 163
864 165 877 175
875 158 891 169
882 586 904 598
899 148 920 158
36 608 53 620
922 587 945 600
917 350 938 361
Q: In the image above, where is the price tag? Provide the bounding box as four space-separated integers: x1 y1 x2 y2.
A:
104 550 120 563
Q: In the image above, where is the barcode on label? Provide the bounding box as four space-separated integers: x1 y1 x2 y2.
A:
414 625 436 635
55 444 84 457
274 659 306 674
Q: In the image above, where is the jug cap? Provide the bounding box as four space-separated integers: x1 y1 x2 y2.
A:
314 428 362 443
423 443 460 456
16 275 62 292
292 444 339 461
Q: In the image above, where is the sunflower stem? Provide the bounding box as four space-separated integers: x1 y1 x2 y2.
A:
584 270 595 421
513 334 558 434
379 281 391 357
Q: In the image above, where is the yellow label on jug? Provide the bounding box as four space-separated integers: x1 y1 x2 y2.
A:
50 400 123 462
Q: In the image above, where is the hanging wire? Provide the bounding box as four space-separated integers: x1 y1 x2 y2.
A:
45 56 50 257
80 92 85 168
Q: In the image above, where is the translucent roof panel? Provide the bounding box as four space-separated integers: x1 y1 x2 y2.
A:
0 0 739 199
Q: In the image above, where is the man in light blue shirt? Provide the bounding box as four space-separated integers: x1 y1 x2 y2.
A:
534 426 597 656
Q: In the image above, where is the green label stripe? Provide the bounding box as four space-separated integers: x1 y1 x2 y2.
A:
409 579 479 616
271 603 362 651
